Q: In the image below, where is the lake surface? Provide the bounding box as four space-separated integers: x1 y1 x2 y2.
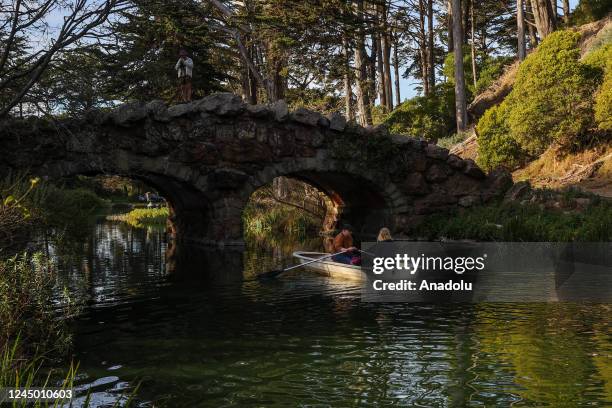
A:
42 218 611 407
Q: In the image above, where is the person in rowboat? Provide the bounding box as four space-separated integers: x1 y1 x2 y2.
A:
332 224 359 265
377 227 393 242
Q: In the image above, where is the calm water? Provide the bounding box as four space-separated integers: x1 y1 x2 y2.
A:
42 218 611 407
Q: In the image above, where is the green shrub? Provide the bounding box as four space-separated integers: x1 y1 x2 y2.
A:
477 29 606 167
584 42 612 131
0 253 75 359
570 0 611 25
583 41 612 71
370 104 388 125
443 48 512 96
383 83 455 141
594 70 612 131
505 30 601 154
43 187 108 225
476 102 524 170
410 199 612 242
436 131 469 149
475 56 514 94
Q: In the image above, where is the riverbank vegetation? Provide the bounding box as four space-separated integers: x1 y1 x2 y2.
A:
244 178 330 240
0 253 79 404
108 207 169 228
411 194 612 242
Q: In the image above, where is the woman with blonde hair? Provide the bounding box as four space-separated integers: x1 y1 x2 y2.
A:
377 227 393 242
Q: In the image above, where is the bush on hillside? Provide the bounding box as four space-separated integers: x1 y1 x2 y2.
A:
477 30 606 169
443 48 512 96
505 30 601 154
476 101 524 170
443 46 475 98
383 83 455 141
584 42 612 131
475 56 514 94
594 70 612 131
570 0 611 25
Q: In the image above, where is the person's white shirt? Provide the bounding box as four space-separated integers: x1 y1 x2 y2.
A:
175 57 193 78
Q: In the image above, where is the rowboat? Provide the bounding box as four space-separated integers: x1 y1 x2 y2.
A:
292 251 366 282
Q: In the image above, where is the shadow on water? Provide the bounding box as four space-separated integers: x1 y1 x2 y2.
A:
32 217 612 407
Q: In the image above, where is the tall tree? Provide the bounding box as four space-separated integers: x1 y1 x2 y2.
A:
562 0 570 23
451 0 467 130
393 35 401 106
101 0 226 103
470 0 477 90
0 0 125 117
382 30 393 108
517 0 527 60
427 0 435 91
418 0 429 95
525 0 539 47
354 0 372 125
342 35 354 121
530 0 557 39
447 0 454 53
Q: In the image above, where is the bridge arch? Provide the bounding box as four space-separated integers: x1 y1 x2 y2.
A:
1 93 512 246
239 157 410 237
34 155 213 241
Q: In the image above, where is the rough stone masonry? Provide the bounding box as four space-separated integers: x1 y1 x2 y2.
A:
0 93 513 245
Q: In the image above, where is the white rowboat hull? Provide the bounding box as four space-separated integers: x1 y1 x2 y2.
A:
292 251 366 282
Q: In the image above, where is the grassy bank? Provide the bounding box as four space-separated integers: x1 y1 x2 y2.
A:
107 207 169 228
410 198 612 242
0 253 80 406
243 204 322 240
1 174 109 250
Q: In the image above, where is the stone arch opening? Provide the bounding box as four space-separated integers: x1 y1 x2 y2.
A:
243 176 335 241
243 166 400 245
39 167 213 243
287 171 396 238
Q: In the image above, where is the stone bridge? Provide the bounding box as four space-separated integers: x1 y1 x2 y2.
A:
0 93 512 245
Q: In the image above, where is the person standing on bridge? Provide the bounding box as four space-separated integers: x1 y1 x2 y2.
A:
175 49 193 103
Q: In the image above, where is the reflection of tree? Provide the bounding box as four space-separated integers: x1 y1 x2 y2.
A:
43 219 168 306
474 304 610 406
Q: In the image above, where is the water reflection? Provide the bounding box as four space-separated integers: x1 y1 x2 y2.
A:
37 218 612 407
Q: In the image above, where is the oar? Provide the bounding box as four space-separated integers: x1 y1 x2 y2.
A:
257 250 347 281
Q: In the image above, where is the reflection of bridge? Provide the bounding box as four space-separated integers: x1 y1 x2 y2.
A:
2 93 512 245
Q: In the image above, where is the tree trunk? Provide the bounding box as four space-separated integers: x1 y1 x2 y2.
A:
517 0 527 60
354 0 372 126
562 0 570 23
525 0 539 46
377 33 386 110
383 32 393 109
241 44 258 104
368 29 378 106
530 0 556 39
393 37 401 106
419 0 429 95
447 0 454 53
452 0 468 131
463 0 470 44
342 35 354 121
470 0 477 90
427 0 435 91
